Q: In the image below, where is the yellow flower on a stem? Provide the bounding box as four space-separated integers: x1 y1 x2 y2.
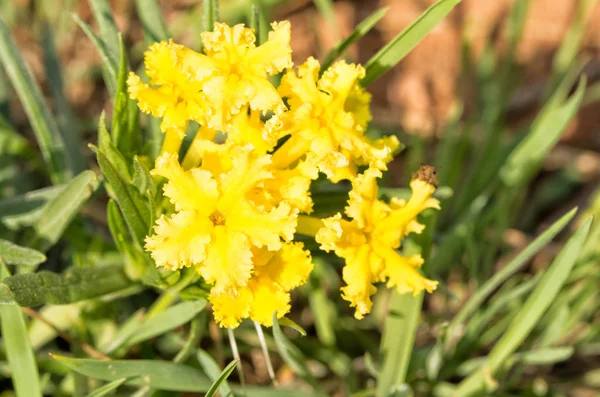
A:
145 146 297 295
210 242 314 328
272 57 399 182
314 166 440 319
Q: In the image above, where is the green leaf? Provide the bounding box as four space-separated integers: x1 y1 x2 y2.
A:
454 217 593 396
280 316 307 337
134 0 170 44
361 0 461 86
0 185 65 229
0 265 132 306
377 292 424 397
501 76 586 187
321 7 388 72
0 239 46 266
41 22 86 174
51 356 211 392
84 378 127 397
272 315 320 389
97 113 131 180
0 260 43 397
111 35 140 156
97 150 150 244
0 17 71 184
72 13 117 96
89 0 120 60
199 352 237 397
126 300 207 346
27 170 99 252
197 350 234 397
203 0 219 32
444 207 578 351
101 308 145 354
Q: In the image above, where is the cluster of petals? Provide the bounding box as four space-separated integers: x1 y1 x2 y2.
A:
129 19 438 327
315 168 440 319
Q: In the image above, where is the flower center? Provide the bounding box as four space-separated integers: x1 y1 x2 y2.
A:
209 210 226 226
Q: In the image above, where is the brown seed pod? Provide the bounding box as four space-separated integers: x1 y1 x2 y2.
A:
412 165 438 187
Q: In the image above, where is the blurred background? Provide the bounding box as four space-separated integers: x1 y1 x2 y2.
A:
1 0 600 396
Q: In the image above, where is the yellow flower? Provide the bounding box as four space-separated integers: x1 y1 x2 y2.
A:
272 58 400 182
314 167 440 319
210 242 314 328
127 40 210 152
145 146 298 295
226 107 285 155
198 22 293 131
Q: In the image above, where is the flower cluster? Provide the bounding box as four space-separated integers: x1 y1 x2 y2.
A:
129 21 439 327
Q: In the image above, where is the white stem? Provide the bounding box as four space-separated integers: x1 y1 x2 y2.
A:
254 321 277 385
227 327 245 385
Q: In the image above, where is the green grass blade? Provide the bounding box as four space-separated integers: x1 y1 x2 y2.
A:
548 0 598 93
134 0 170 44
197 350 234 397
84 378 127 397
361 0 460 86
0 17 71 184
89 0 120 60
376 292 424 397
0 260 43 397
203 0 219 31
41 22 86 174
201 355 238 397
454 217 593 396
272 315 320 389
0 239 46 266
444 207 578 351
321 7 388 72
126 300 207 346
51 356 212 392
0 265 132 306
27 170 99 252
501 76 586 187
72 13 117 96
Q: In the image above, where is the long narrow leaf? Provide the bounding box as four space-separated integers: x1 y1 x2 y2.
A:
361 0 461 86
28 170 99 252
51 355 211 392
454 217 593 396
321 7 388 72
134 0 170 44
377 292 424 397
0 17 71 183
0 260 42 397
89 0 120 59
0 239 46 266
444 207 578 351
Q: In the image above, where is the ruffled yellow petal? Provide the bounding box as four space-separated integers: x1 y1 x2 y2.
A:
248 278 290 326
199 22 290 131
275 58 398 181
151 153 218 212
145 210 212 271
258 242 313 291
381 251 438 296
245 21 293 75
210 287 253 328
127 40 208 135
201 225 253 294
340 244 377 320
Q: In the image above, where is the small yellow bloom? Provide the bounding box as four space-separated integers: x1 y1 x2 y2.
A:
145 146 298 295
210 242 314 328
316 167 440 319
272 58 399 182
127 40 209 138
198 22 293 131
